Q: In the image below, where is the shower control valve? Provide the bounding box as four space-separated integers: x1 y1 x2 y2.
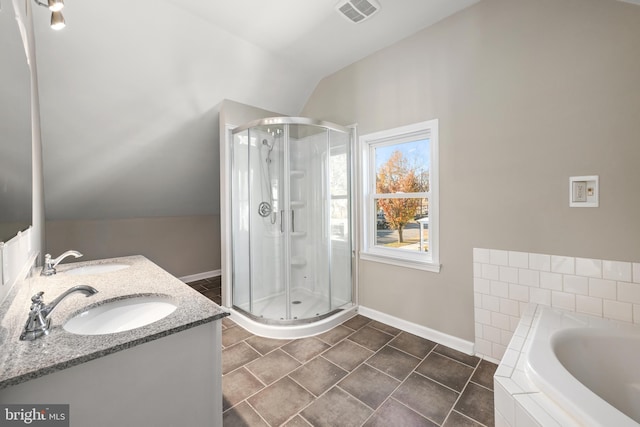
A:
258 202 272 217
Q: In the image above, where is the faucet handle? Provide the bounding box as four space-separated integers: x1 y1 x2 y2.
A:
30 292 45 309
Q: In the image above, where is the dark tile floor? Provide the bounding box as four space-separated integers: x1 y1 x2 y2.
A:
187 278 497 427
188 277 222 305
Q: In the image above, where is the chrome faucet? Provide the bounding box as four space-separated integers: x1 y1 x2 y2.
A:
19 285 98 341
41 250 83 276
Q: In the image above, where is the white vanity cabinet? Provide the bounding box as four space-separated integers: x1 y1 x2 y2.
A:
0 321 223 427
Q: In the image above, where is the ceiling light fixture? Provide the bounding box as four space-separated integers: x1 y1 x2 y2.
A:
50 10 65 30
33 0 66 30
47 0 64 12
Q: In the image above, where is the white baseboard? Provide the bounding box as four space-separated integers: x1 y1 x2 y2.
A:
358 305 475 356
179 269 221 283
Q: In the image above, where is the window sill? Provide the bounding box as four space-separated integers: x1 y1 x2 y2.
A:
359 251 441 273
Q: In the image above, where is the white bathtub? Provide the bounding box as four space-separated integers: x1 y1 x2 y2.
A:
525 306 640 427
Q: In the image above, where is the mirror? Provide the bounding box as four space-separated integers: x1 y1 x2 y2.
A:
0 4 32 243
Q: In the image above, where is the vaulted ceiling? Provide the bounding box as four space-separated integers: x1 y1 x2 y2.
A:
4 0 479 219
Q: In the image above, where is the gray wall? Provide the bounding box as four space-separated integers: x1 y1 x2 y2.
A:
35 1 317 223
302 0 640 341
30 2 318 279
44 100 283 280
219 99 284 129
46 216 220 278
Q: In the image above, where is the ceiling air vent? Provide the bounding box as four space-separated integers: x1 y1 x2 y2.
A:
336 0 380 24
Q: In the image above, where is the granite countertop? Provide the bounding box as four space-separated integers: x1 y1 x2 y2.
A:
0 255 228 389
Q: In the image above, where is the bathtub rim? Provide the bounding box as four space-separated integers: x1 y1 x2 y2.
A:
525 306 640 427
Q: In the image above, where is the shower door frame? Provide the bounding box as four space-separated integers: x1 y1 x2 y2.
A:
227 117 356 325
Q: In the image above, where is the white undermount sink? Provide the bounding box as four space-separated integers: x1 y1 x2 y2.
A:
63 263 130 276
63 295 177 335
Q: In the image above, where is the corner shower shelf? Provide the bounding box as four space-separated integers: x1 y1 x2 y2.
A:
290 201 305 208
291 257 307 267
291 231 307 237
290 170 305 178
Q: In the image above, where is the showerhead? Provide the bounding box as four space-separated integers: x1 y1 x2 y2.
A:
262 138 274 164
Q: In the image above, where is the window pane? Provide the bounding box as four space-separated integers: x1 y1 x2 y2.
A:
375 139 430 194
375 198 429 251
331 199 349 240
330 151 348 196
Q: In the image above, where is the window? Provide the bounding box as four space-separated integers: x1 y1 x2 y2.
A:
329 147 349 241
360 119 439 272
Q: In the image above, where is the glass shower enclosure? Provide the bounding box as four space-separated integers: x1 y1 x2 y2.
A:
231 117 353 323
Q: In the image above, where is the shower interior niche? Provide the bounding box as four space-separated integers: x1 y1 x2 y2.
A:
229 117 355 335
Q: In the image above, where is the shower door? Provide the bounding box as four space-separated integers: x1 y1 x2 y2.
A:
231 124 288 320
286 123 333 321
231 119 352 323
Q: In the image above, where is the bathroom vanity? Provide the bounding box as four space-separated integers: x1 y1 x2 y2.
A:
0 255 228 427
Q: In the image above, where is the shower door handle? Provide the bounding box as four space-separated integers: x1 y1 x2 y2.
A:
291 210 295 233
280 210 284 233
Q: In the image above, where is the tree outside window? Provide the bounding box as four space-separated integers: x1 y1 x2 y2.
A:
374 139 430 250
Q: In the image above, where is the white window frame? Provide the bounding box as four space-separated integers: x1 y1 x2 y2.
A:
359 119 440 272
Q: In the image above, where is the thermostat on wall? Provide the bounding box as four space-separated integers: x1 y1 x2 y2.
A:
569 175 598 207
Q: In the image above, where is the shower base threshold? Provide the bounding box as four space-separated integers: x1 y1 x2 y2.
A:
229 304 357 339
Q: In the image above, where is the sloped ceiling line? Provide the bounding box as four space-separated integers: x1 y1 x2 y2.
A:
26 0 478 219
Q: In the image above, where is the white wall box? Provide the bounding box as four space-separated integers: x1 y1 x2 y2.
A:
569 175 599 208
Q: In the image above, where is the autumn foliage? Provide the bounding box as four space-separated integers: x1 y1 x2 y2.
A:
376 150 427 243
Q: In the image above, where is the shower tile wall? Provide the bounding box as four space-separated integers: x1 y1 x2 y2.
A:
473 248 640 361
292 131 326 297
